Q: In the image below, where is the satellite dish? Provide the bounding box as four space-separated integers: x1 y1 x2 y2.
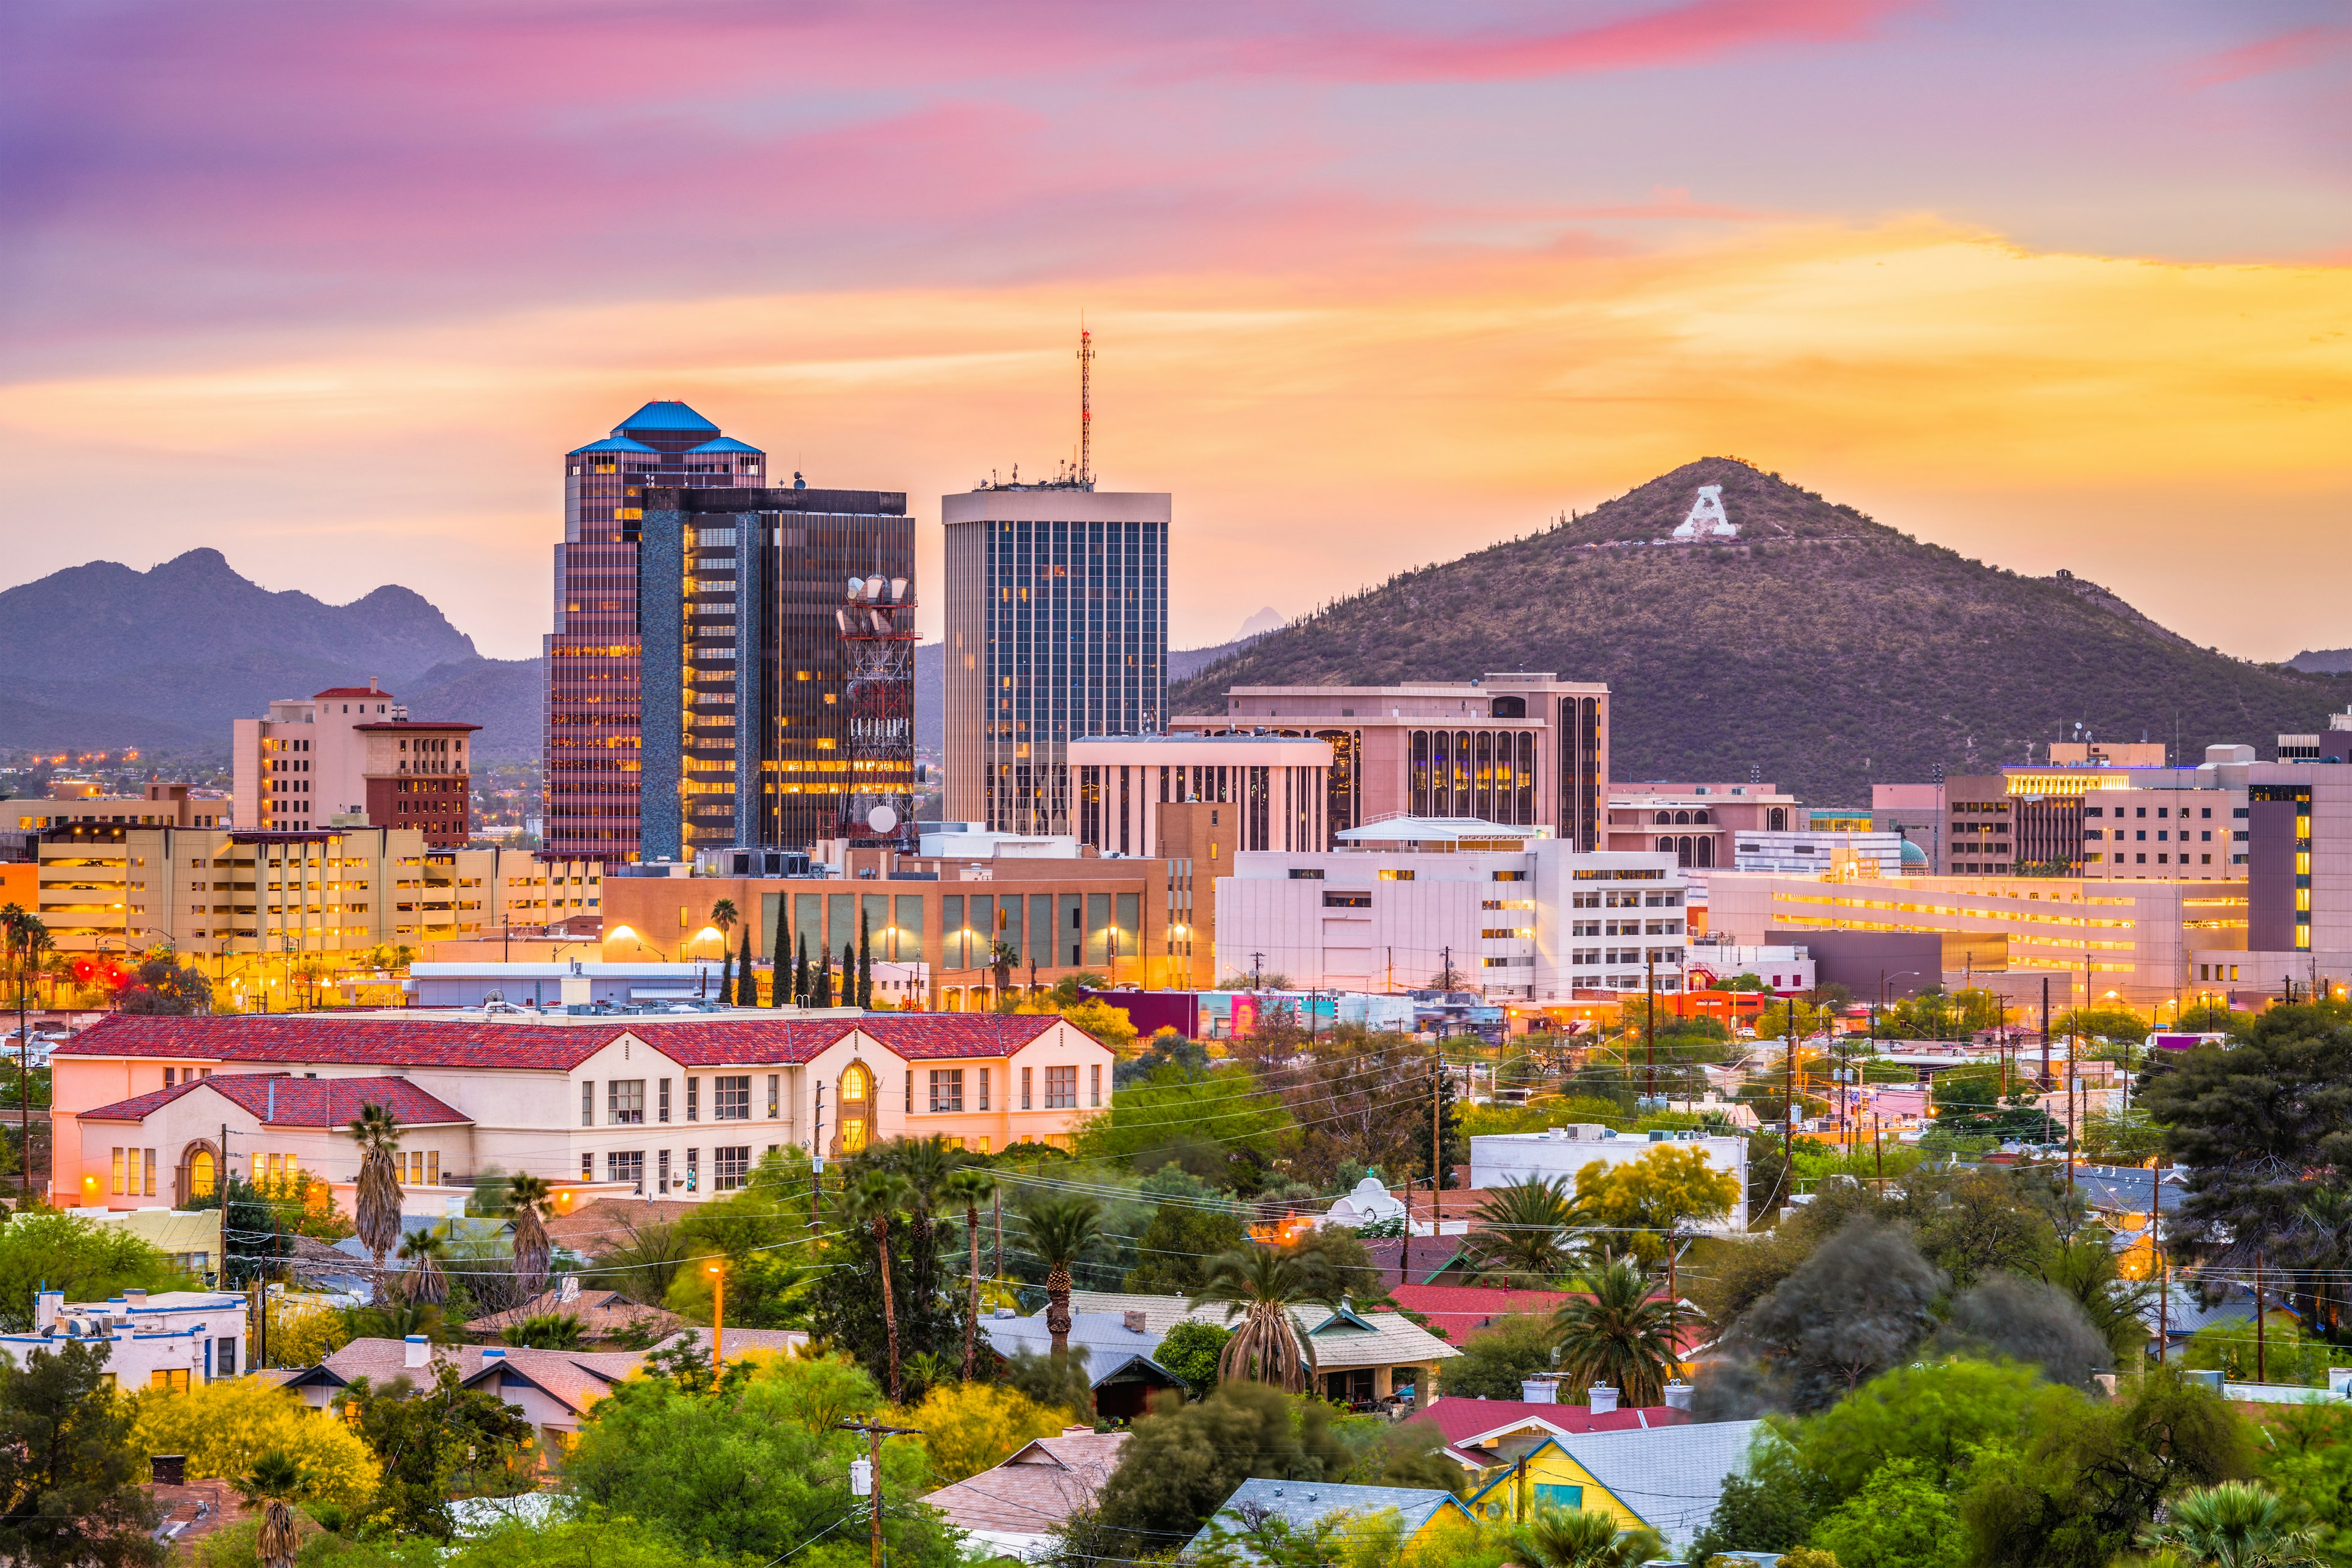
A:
845 577 864 601
889 577 909 601
863 575 885 601
867 804 899 834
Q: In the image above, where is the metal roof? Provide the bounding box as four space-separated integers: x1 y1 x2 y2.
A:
1188 1480 1474 1559
570 435 657 456
614 401 718 433
687 437 763 454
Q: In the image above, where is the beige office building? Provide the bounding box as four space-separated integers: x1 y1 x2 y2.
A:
1172 674 1609 849
1067 733 1334 858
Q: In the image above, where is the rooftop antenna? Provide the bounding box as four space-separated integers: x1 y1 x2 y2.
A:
1077 322 1095 489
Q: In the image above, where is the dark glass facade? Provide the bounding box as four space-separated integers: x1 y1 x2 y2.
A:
637 488 913 859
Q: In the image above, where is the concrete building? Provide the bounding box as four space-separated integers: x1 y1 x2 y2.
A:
603 837 1216 1001
7 1289 248 1390
1706 870 2247 1006
1603 783 1796 870
49 1009 1118 1207
1871 782 1946 873
11 783 225 833
1068 733 1334 858
1682 941 1817 994
28 822 600 986
1728 827 1911 878
1469 1125 1749 1229
635 483 913 861
545 401 769 861
1174 674 1608 849
1216 820 1688 1000
233 682 477 846
943 484 1171 836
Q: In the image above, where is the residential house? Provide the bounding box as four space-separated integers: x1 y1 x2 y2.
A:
10 1288 247 1391
1403 1394 1691 1474
466 1286 683 1344
1463 1420 1766 1555
1185 1480 1479 1561
1385 1284 1572 1344
1060 1290 1458 1408
974 1306 1186 1421
921 1428 1129 1561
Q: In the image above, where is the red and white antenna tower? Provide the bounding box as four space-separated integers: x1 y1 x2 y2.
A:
1077 325 1094 489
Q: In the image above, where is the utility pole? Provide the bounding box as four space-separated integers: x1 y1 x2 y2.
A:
2152 1156 2166 1363
842 1419 921 1568
992 1188 1003 1280
1431 1054 1444 1233
1643 954 1656 1102
2040 975 2051 1090
1784 995 1796 1164
219 1121 230 1290
810 1085 826 1229
2256 1250 2267 1384
1252 952 1264 992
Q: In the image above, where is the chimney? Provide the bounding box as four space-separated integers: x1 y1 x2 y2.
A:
482 1347 507 1360
1061 1425 1093 1437
123 1289 148 1308
404 1334 429 1369
34 1291 61 1332
370 677 381 693
1662 1381 1694 1410
1123 1311 1147 1333
1519 1378 1558 1404
1588 1384 1619 1414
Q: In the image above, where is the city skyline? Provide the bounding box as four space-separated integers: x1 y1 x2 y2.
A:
1 2 2346 661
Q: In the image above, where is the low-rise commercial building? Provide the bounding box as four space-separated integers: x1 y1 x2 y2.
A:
1603 783 1797 870
233 682 478 846
1068 733 1333 857
49 1009 1116 1208
1216 819 1688 1000
12 783 226 832
12 1288 247 1390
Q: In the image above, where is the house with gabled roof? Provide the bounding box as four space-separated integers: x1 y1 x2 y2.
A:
1058 1290 1458 1409
50 1010 1114 1212
922 1427 1129 1559
1185 1480 1477 1562
1462 1420 1765 1554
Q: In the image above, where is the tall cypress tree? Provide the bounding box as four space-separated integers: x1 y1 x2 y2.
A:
737 926 756 1006
841 943 856 1009
717 942 734 1006
812 946 832 1008
794 933 810 1008
857 909 873 1008
768 897 789 1007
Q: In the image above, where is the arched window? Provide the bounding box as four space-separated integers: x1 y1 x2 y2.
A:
1768 807 1788 831
1676 835 1694 867
1698 836 1716 867
841 1063 871 1102
1657 836 1675 853
1693 809 1711 824
184 1147 216 1202
1655 811 1672 825
1675 810 1691 824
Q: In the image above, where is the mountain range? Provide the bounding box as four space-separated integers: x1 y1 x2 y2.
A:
0 549 541 761
1167 458 2352 803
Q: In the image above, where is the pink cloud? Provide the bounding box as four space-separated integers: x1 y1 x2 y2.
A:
1212 0 1918 84
2187 21 2352 89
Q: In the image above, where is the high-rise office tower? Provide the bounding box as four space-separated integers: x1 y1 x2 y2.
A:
636 483 913 860
545 402 767 859
943 484 1170 834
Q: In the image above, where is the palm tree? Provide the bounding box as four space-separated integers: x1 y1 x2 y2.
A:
502 1311 586 1349
843 1169 916 1401
507 1173 554 1298
347 1102 404 1276
395 1228 449 1306
235 1449 312 1568
710 898 739 938
710 898 739 997
1190 1245 1334 1393
1022 1195 1106 1360
1551 1258 1678 1409
1463 1176 1581 1286
2143 1480 2322 1567
1514 1506 1663 1568
941 1165 998 1381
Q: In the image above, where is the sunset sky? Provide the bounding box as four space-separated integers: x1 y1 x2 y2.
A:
3 1 2348 660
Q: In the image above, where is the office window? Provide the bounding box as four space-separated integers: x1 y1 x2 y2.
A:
685 1148 701 1192
687 1078 699 1121
1046 1066 1078 1109
767 1074 780 1118
581 1153 593 1178
714 1147 750 1191
215 1337 237 1378
609 1080 646 1125
659 1079 672 1123
111 1148 125 1196
581 1082 594 1127
1091 1063 1102 1107
150 1369 190 1393
714 1076 751 1120
977 1068 989 1110
906 1073 914 1114
164 1068 176 1087
929 1069 965 1114
608 1150 645 1193
658 1149 671 1193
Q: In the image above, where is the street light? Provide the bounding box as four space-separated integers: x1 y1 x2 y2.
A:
706 1261 726 1369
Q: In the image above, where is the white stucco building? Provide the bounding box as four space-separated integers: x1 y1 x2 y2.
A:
0 1288 250 1389
1215 818 1688 999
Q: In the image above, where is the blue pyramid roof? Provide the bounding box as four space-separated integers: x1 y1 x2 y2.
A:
687 437 764 455
614 401 719 435
571 435 658 456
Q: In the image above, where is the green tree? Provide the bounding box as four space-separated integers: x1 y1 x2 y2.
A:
1956 1366 2252 1568
564 1354 960 1568
1127 1196 1250 1294
1793 1357 2054 1505
1689 1431 1814 1562
857 908 872 1008
736 925 756 1006
768 895 788 1008
940 1164 997 1380
1462 1177 1580 1286
2141 1480 2320 1568
1074 1064 1293 1169
1023 1196 1106 1361
1092 1381 1349 1555
505 1174 552 1299
1156 1321 1232 1398
1551 1258 1678 1409
1191 1245 1332 1393
2252 1403 2352 1565
500 1313 584 1349
1513 1506 1662 1568
840 1169 915 1401
394 1228 448 1306
0 1339 163 1568
348 1102 404 1275
793 932 809 1008
1809 1459 1965 1568
1439 1313 1556 1401
0 1212 189 1330
1572 1145 1741 1267
116 954 212 1016
334 1365 535 1537
1409 1054 1468 1191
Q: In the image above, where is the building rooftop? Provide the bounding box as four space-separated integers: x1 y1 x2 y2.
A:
77 1073 471 1129
1336 816 1543 846
570 435 658 456
1189 1480 1473 1559
353 720 483 734
614 401 719 434
686 437 764 454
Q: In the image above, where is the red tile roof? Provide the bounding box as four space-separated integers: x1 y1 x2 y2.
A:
1405 1396 1691 1464
78 1073 470 1128
1389 1284 1573 1341
55 1012 1080 1073
312 687 392 700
